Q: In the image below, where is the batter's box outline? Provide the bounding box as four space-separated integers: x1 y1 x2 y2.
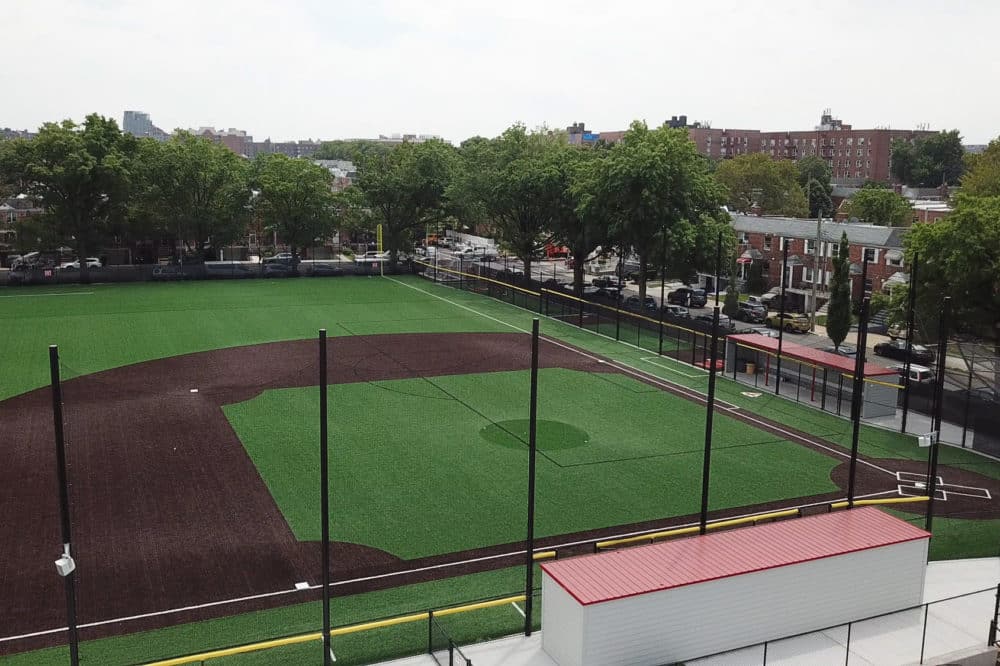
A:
895 470 992 501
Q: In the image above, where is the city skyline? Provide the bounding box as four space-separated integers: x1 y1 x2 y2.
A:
4 0 999 144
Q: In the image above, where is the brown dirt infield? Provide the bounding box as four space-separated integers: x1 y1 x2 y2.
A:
1 331 996 655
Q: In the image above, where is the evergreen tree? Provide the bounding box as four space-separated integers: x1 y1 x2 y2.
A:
827 232 852 349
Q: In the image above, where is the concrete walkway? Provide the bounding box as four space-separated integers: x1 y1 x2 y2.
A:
374 559 998 666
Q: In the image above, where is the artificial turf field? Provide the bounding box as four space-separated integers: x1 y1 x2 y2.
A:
1 274 998 665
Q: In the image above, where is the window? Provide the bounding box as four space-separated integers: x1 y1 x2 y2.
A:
859 137 866 145
811 138 816 146
863 248 879 263
886 251 903 267
847 138 853 146
763 234 773 251
804 239 817 254
739 231 750 243
866 160 871 168
857 159 862 167
779 236 789 251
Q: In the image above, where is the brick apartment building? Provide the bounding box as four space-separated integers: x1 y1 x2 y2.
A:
0 194 44 259
730 214 908 303
570 112 938 185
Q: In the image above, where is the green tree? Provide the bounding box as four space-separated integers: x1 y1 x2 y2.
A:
136 132 251 262
890 130 965 187
723 254 740 318
844 188 913 226
595 121 725 301
826 232 852 349
554 143 609 295
960 138 1000 197
715 153 808 217
312 140 391 162
0 114 136 282
450 125 565 281
797 156 834 218
904 194 1000 352
253 154 338 272
354 139 455 267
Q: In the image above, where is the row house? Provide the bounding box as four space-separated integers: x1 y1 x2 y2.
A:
730 214 908 303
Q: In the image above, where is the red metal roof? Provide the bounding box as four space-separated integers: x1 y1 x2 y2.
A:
541 507 929 606
728 333 897 377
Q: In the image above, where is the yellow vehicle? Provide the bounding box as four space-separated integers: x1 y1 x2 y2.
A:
765 312 811 333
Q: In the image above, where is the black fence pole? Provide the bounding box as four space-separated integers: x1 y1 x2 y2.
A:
50 345 79 666
775 243 789 395
699 307 721 534
459 257 464 291
319 330 333 665
901 254 919 433
524 319 540 636
988 582 999 647
847 298 870 506
925 297 951 533
961 363 973 448
615 297 621 341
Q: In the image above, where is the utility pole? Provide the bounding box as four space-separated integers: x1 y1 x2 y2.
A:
810 214 822 332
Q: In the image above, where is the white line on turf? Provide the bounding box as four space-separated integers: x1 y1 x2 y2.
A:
0 490 897 645
386 276 895 476
639 356 709 379
0 291 95 298
511 602 526 618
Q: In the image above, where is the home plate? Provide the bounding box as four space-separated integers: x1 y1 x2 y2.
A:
741 392 762 398
294 581 311 590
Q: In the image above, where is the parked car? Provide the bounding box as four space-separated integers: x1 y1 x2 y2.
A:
592 276 625 290
624 295 658 311
765 312 811 333
736 301 767 323
310 263 344 277
749 326 780 338
694 312 732 329
873 339 935 364
59 257 102 270
891 364 934 384
264 252 294 263
823 345 857 358
263 262 293 277
354 251 390 264
661 304 689 318
625 267 659 283
667 287 707 308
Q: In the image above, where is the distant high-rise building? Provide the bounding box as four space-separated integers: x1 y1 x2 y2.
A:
123 111 169 141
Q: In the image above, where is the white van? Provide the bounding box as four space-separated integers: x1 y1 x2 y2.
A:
892 364 934 384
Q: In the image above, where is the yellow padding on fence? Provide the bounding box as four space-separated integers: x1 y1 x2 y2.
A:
830 496 930 510
533 550 557 561
595 508 801 550
145 595 529 665
145 631 325 665
413 259 541 298
434 594 527 618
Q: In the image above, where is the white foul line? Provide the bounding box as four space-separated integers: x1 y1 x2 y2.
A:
0 291 95 298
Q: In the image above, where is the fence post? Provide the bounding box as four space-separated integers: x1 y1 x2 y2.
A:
821 368 828 410
988 582 999 647
961 366 973 448
919 603 930 663
762 641 768 665
427 610 434 654
615 300 621 341
459 258 464 291
844 622 852 666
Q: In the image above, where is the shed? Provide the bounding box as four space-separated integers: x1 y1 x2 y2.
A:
540 508 929 666
724 333 900 418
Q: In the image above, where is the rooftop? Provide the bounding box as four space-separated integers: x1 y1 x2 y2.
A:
730 214 906 248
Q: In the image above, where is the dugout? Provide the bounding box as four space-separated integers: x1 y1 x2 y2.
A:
540 508 929 666
724 333 900 418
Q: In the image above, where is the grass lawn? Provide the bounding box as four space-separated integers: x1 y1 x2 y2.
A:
225 368 837 558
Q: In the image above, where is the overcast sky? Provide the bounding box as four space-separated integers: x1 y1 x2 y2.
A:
5 0 998 144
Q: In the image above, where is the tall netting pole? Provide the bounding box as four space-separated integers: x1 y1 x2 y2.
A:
524 319 540 636
50 345 80 666
847 298 870 506
699 307 721 534
319 330 333 665
925 297 951 533
901 253 919 433
775 242 789 395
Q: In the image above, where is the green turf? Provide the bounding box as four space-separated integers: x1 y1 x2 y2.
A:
225 368 838 558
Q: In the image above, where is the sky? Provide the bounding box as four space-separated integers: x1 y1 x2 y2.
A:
4 0 999 144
